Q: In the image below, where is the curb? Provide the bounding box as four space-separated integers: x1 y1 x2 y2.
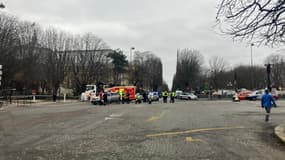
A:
275 123 285 143
4 100 81 107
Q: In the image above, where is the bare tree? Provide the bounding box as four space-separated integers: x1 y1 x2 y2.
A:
0 13 19 89
129 51 163 90
15 21 42 92
40 27 73 100
217 0 285 45
172 49 204 91
69 33 110 95
144 52 163 91
0 12 113 97
231 65 266 89
209 56 227 90
129 51 146 87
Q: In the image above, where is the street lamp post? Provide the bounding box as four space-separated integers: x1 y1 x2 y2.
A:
129 47 135 84
130 47 135 62
250 43 254 89
265 64 272 92
250 43 254 67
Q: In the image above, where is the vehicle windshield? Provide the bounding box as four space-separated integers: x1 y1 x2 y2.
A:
86 85 94 91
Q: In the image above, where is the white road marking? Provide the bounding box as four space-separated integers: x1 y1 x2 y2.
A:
105 117 122 121
105 112 124 121
110 114 123 117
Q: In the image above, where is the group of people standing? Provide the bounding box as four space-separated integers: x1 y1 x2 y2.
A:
97 90 132 105
119 91 131 104
162 91 176 103
96 88 277 123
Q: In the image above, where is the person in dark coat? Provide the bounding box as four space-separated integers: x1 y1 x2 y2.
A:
142 92 147 103
103 92 108 105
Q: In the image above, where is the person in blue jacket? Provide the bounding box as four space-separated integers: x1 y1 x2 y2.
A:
261 89 277 122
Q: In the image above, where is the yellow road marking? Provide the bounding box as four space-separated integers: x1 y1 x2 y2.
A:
146 126 245 137
147 111 166 122
185 136 203 142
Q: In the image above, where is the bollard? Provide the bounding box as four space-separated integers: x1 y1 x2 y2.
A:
64 94 66 102
33 95 36 102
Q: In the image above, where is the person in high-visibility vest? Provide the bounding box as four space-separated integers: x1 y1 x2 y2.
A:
170 91 175 103
119 90 124 104
166 91 169 95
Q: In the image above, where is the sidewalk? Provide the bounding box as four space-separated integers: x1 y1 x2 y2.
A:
1 99 81 108
275 123 285 143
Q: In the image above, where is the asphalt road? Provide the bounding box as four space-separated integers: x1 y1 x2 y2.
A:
1 99 285 160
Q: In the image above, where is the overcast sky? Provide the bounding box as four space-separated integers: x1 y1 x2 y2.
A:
5 0 281 88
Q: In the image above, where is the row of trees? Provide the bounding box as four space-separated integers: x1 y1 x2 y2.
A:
129 51 164 91
0 13 164 96
171 0 285 92
0 12 112 95
172 48 285 92
175 0 285 93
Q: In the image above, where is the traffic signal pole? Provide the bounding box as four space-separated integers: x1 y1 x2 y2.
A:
265 64 271 92
0 65 2 88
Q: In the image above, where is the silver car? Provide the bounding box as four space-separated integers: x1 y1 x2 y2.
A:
148 92 159 101
106 92 120 103
179 92 198 100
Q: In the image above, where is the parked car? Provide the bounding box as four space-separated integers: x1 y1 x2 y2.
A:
247 89 279 100
90 94 101 105
232 93 240 102
106 92 121 103
179 92 198 100
237 90 252 100
175 90 183 99
148 91 159 101
91 92 120 105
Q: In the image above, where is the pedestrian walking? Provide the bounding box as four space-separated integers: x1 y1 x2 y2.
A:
261 89 277 122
